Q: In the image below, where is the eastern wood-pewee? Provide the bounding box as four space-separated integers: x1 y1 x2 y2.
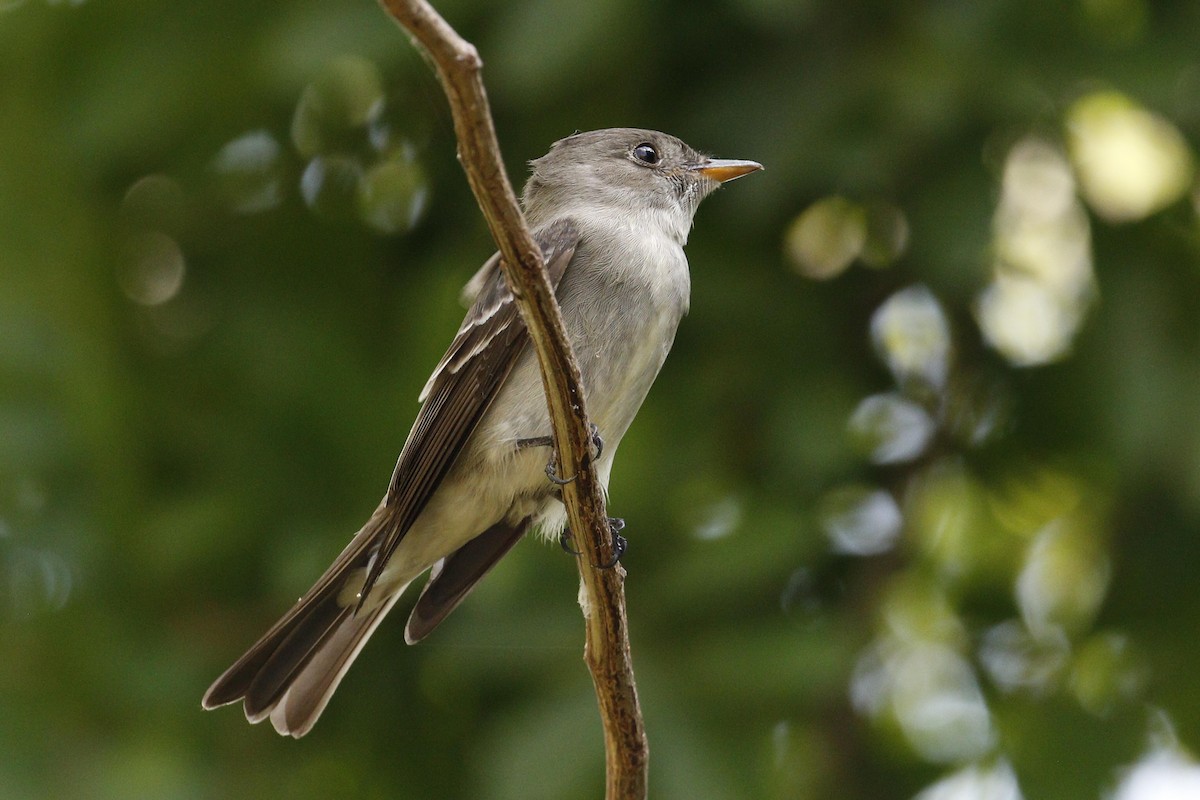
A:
202 128 761 737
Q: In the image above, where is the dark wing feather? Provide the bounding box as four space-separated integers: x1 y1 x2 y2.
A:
404 516 531 643
357 218 580 605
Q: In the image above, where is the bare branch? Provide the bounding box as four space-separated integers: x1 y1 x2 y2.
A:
377 1 648 796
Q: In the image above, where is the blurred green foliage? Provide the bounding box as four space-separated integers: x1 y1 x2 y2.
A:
2 0 1200 798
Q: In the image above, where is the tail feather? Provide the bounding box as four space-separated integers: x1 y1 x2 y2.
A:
265 588 406 737
242 597 353 720
203 511 529 736
202 507 410 735
202 577 410 737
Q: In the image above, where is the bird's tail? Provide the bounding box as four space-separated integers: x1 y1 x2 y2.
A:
201 508 411 738
203 505 533 737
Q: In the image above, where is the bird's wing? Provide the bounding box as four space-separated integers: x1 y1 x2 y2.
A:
358 218 581 604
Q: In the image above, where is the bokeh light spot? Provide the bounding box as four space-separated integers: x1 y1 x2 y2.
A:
819 485 902 556
301 155 364 220
913 760 1023 800
977 275 1075 366
977 138 1095 366
871 285 951 391
117 232 186 306
1016 519 1110 640
211 130 284 214
848 392 936 464
890 645 995 763
784 195 867 280
291 56 384 158
978 619 1070 694
1067 91 1195 223
853 637 995 763
357 156 429 235
1114 749 1200 800
691 496 742 541
907 464 1005 582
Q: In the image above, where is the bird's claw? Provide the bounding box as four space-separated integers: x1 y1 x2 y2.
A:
560 529 581 556
598 517 626 569
545 459 575 486
589 424 604 461
558 517 627 567
522 426 604 487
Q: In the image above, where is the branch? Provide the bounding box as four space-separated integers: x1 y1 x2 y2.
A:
377 1 648 796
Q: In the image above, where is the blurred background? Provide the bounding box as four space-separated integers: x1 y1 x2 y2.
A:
3 0 1200 797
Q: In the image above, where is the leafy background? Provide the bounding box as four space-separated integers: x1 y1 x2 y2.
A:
3 0 1200 798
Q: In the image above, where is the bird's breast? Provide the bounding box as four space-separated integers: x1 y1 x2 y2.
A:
558 229 690 445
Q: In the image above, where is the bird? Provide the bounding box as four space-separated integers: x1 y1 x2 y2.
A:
201 128 762 737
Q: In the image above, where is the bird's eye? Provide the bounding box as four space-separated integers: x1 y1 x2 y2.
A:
631 143 659 165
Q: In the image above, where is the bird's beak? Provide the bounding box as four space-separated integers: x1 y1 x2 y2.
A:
691 158 763 183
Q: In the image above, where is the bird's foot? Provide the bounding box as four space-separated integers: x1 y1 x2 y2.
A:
558 517 627 568
588 424 604 461
560 528 581 556
599 517 626 569
519 424 605 487
545 457 575 486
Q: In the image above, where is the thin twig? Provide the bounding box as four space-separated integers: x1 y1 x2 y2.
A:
376 1 648 796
